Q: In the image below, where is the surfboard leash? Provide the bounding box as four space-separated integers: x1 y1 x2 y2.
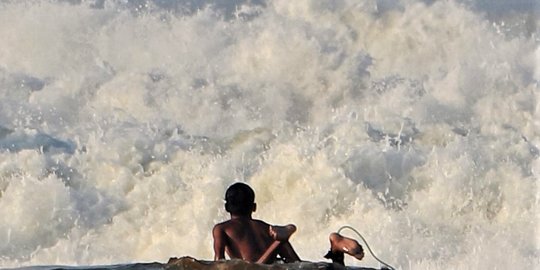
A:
337 225 396 270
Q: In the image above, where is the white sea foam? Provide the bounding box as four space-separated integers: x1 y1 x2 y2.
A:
0 0 538 269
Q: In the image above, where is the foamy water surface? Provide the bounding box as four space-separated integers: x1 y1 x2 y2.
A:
0 0 538 269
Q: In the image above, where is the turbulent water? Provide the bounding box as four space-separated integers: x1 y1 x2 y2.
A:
0 0 538 269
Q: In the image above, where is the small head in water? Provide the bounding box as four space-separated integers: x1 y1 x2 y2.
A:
225 182 256 216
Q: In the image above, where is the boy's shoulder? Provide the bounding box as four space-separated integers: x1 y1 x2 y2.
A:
251 218 271 226
213 220 230 230
214 218 270 230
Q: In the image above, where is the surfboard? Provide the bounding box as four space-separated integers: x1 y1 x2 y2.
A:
4 256 382 270
165 256 381 270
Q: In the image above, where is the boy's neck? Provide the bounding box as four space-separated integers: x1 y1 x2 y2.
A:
230 214 252 220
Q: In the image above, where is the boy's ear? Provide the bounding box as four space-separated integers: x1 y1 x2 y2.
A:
253 203 257 212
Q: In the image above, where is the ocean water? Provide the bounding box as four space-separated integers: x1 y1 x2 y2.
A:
0 0 538 269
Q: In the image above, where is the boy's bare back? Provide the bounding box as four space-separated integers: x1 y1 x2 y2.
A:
213 217 274 262
212 183 300 263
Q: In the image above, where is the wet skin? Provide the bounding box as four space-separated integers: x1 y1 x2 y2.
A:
213 215 300 263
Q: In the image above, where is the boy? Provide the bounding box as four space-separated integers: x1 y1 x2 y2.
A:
213 182 364 265
212 182 301 263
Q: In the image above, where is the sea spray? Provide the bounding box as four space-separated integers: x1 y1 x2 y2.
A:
0 0 538 269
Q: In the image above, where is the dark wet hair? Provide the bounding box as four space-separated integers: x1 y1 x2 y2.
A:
225 182 255 215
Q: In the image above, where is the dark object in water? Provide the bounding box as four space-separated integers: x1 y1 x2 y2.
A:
165 257 380 270
3 257 383 270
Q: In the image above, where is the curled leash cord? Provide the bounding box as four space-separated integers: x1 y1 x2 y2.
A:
337 225 396 270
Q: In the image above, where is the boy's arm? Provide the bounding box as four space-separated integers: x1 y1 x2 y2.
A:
212 225 226 260
277 241 301 263
269 224 301 263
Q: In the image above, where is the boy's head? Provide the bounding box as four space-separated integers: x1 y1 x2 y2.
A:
225 182 256 215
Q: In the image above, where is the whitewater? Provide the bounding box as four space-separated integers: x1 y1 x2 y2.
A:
0 0 538 269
